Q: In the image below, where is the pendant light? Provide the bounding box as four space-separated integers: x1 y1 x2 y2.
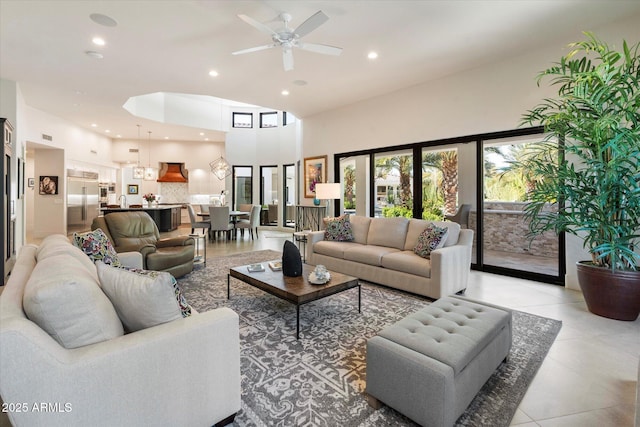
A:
132 124 145 179
209 156 231 180
144 130 157 181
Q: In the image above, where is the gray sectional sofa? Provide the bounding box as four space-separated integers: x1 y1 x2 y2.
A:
307 215 474 299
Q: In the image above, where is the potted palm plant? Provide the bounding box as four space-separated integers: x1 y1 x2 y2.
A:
520 32 640 321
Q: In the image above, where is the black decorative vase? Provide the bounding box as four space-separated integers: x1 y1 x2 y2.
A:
282 240 303 277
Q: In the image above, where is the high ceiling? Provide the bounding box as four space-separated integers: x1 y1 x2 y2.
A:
2 0 639 142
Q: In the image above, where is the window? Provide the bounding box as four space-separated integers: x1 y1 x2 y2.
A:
283 111 296 126
260 112 278 128
232 112 253 128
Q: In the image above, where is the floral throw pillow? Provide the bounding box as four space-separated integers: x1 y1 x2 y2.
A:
73 228 122 267
323 214 354 241
413 223 449 259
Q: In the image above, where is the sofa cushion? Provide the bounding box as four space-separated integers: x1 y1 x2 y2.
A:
405 219 461 250
36 234 98 277
349 215 371 244
23 254 124 349
72 228 122 267
96 262 191 333
381 251 431 278
323 214 354 241
343 245 400 266
368 217 409 250
413 223 449 258
314 240 362 259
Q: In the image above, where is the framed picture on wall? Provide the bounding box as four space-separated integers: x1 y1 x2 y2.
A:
127 184 139 195
39 175 58 195
304 155 327 198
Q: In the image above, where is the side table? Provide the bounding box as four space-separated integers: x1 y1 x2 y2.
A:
189 233 207 266
293 231 310 262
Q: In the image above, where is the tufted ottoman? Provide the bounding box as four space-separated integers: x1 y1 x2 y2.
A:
366 296 512 427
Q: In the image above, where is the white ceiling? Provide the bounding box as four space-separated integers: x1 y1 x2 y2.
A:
2 0 640 142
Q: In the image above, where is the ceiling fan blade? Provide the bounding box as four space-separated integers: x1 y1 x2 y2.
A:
283 49 294 71
293 10 329 38
232 44 277 55
237 14 276 36
297 42 342 56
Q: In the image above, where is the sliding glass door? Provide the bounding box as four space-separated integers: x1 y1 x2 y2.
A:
482 135 562 277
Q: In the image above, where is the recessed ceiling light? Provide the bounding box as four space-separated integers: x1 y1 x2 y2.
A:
85 50 104 59
90 13 118 27
204 138 209 141
116 134 122 138
199 132 204 136
92 37 106 46
281 90 289 96
368 51 379 60
105 129 110 133
91 123 97 127
208 70 219 77
164 136 169 140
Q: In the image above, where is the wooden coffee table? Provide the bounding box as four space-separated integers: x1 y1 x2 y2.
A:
228 263 360 339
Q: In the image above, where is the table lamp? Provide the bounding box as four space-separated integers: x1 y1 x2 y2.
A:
314 182 341 217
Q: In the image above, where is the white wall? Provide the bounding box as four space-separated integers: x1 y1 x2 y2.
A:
300 15 640 288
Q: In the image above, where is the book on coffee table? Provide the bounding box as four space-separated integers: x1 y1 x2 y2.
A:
247 263 265 272
268 261 282 271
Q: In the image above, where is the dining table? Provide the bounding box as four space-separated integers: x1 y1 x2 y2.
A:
197 209 250 240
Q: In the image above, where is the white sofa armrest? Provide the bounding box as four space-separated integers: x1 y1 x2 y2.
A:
430 229 474 298
118 251 143 269
306 231 325 264
0 308 240 427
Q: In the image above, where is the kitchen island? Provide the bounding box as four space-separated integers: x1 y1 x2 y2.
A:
100 205 183 232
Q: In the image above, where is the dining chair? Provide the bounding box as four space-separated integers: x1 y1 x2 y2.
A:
445 204 471 229
209 206 233 240
199 204 210 215
236 205 261 240
187 204 211 239
237 203 252 220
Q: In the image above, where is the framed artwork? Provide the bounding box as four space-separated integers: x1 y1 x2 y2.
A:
304 155 327 198
39 175 58 195
28 177 35 188
127 184 139 195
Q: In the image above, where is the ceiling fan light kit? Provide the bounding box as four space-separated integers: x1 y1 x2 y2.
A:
232 10 342 71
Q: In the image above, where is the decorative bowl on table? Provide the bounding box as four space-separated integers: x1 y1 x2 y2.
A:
309 265 330 284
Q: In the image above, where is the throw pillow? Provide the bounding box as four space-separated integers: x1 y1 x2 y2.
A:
413 223 449 259
23 255 124 349
96 262 192 333
73 228 122 267
323 214 354 241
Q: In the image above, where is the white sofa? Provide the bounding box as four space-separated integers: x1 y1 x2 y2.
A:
307 216 474 299
0 235 241 427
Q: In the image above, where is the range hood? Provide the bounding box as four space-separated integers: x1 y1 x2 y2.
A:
157 162 188 183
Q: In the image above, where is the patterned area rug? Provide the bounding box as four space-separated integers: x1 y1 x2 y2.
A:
178 250 562 427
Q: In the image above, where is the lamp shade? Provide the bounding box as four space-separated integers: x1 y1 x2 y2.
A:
315 183 341 200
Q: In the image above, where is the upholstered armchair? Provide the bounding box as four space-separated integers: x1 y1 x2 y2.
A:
92 211 194 278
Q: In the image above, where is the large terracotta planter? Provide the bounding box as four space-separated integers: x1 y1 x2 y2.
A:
576 262 640 321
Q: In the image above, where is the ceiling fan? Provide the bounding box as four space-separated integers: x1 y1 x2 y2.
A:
232 10 342 71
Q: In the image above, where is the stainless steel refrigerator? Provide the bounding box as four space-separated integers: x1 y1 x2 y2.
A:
67 170 100 234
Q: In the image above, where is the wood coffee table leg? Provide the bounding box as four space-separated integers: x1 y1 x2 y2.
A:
227 274 230 299
296 305 300 339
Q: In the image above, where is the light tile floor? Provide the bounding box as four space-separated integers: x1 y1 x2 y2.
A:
6 225 638 427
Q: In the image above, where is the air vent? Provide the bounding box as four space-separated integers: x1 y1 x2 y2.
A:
128 148 139 153
42 134 53 141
